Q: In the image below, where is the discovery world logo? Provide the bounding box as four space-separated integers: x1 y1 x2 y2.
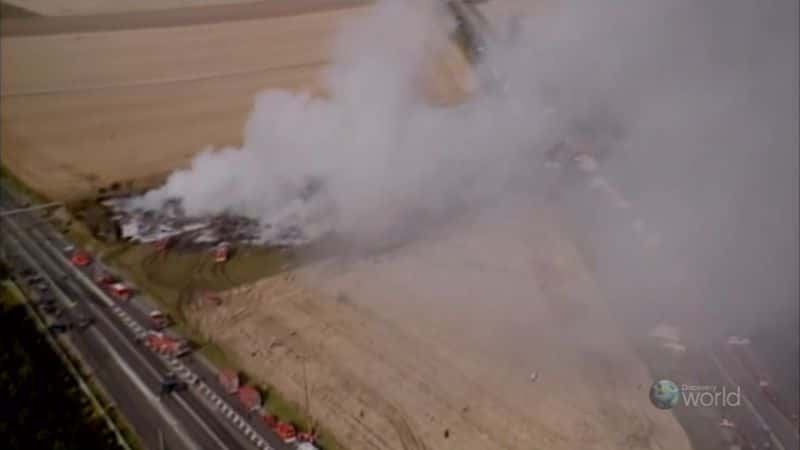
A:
649 379 741 410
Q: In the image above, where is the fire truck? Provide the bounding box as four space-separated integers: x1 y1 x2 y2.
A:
71 250 92 267
214 242 230 263
274 422 297 444
218 369 239 395
143 331 191 357
237 385 262 411
107 282 132 301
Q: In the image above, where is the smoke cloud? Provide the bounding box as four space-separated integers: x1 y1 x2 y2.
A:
139 0 797 351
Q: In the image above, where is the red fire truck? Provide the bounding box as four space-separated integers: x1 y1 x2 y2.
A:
274 422 297 444
143 331 191 357
218 369 239 395
237 385 261 411
71 250 92 267
107 282 132 301
214 243 230 263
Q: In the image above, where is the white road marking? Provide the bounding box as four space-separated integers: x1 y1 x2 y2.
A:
709 350 787 450
86 326 202 450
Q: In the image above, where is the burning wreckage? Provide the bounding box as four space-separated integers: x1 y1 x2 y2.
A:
102 179 330 250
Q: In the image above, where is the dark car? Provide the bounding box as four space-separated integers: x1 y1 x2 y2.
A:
42 303 62 317
20 268 36 279
159 372 186 395
48 322 71 334
75 314 94 330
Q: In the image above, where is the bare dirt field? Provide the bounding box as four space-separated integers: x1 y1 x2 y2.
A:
0 1 472 200
189 201 692 450
2 0 262 17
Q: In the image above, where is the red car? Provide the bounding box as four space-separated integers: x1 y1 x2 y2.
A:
71 250 92 267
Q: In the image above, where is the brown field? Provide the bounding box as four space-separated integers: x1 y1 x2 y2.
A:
0 1 472 200
189 203 692 450
2 0 261 16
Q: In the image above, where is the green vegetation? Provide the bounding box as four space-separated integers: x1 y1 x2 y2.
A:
102 243 291 323
0 280 136 450
0 166 49 204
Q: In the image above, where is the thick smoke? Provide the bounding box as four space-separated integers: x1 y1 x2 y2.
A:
139 0 797 348
136 0 557 245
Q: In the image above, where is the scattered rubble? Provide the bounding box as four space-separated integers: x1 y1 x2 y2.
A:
100 196 327 250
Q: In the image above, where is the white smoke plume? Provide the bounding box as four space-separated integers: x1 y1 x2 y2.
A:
135 0 557 244
138 0 797 352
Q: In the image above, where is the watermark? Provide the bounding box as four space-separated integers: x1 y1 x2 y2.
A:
649 379 741 410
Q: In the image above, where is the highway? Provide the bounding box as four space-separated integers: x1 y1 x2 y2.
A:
549 156 799 450
711 341 799 450
0 184 292 450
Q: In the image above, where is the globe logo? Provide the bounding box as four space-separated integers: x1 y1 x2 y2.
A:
649 379 680 409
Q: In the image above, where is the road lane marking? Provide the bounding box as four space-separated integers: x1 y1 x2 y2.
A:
86 326 202 450
4 189 276 450
709 350 787 450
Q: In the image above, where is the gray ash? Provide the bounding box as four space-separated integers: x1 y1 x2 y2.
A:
102 197 313 249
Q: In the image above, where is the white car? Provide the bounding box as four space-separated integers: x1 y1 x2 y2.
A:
727 336 751 345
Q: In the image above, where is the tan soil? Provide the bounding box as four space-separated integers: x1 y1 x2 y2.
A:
0 1 473 200
2 0 266 17
188 204 692 450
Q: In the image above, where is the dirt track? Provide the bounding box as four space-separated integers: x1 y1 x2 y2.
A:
189 203 693 450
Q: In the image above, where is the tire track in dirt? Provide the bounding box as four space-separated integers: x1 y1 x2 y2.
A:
250 281 535 449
